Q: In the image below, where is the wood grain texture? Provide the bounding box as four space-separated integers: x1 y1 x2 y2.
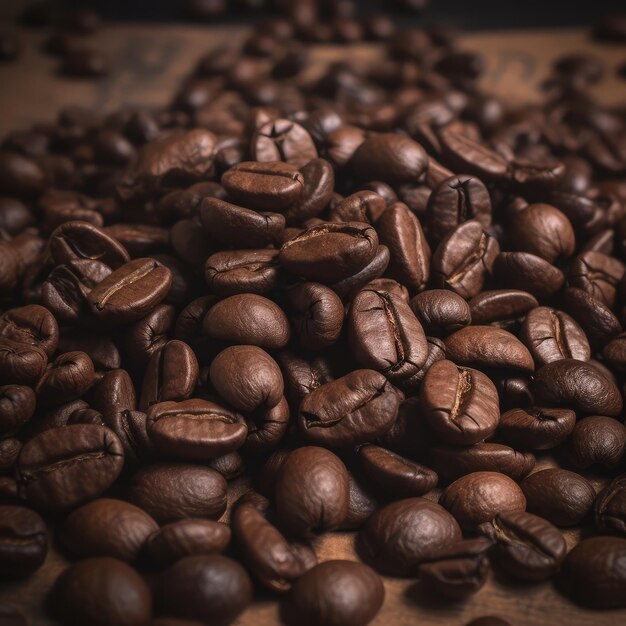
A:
0 22 625 626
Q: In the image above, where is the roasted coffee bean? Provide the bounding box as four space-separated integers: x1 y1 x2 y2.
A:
348 287 428 387
426 174 492 244
35 350 95 406
280 222 378 283
51 557 152 626
421 360 499 445
376 202 430 292
298 369 402 447
521 306 590 365
59 498 158 562
222 160 304 211
284 158 334 225
568 251 625 307
359 497 462 576
0 437 21 471
275 446 349 537
480 510 566 581
147 399 247 461
91 368 137 421
0 384 36 435
493 251 565 300
139 340 199 410
445 325 534 373
440 471 526 531
104 224 170 257
358 444 437 497
559 536 626 609
125 304 176 365
203 294 290 350
89 258 172 324
199 197 285 248
521 468 595 527
329 244 391 301
498 406 576 450
566 415 626 470
329 190 386 224
281 560 384 626
158 555 252 624
532 359 623 416
252 118 318 169
468 289 537 327
418 537 492 598
409 289 471 335
205 248 281 296
595 474 626 535
429 442 535 483
341 472 379 531
233 498 316 592
0 505 47 578
0 304 58 357
287 282 344 350
432 220 499 298
17 424 124 512
147 519 231 565
277 350 335 409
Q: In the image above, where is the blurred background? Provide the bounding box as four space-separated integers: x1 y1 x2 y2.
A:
1 0 624 30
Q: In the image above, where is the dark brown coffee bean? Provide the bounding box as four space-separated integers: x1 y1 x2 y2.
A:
480 510 566 581
275 446 349 537
421 359 499 445
409 289 471 335
498 406 576 450
89 258 172 324
358 444 437 497
0 505 47 578
0 304 58 357
328 190 386 224
521 468 595 527
281 560 384 626
427 174 492 244
440 471 526 531
283 158 334 225
124 304 176 365
532 359 623 416
445 325 534 373
128 463 227 524
418 537 491 598
252 118 318 169
104 224 170 257
221 160 304 211
558 536 626 609
569 251 625 308
203 294 290 350
35 350 95 406
147 519 231 565
298 369 402 447
233 499 316 592
595 474 626 535
376 201 430 292
566 415 626 470
287 282 344 350
521 306 590 365
17 424 124 512
329 244 390 301
359 497 461 576
348 287 428 387
280 222 378 283
432 220 499 299
51 557 152 626
0 151 45 198
0 437 21 471
91 368 137 421
147 399 247 461
468 289 538 327
59 498 158 562
0 385 36 436
158 555 252 624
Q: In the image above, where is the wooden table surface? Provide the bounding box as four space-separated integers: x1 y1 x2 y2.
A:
0 21 625 626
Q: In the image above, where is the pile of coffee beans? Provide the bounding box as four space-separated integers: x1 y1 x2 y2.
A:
1 11 626 626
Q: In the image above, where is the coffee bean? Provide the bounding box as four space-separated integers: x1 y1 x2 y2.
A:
51 557 152 626
568 251 625 308
440 471 526 531
410 288 471 334
275 446 349 537
158 555 252 623
329 190 387 224
421 359 499 445
0 385 36 436
521 468 595 527
298 369 402 447
359 497 461 576
125 304 176 365
284 158 334 225
147 519 231 565
252 118 318 169
594 474 626 535
566 416 626 470
128 463 227 524
281 560 384 626
0 304 58 357
329 244 391 300
559 536 626 608
17 424 124 512
468 289 538 327
493 251 564 300
480 510 566 581
498 406 576 450
59 498 158 562
0 505 47 578
35 350 95 406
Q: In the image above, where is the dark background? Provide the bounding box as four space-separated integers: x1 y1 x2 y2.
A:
32 0 626 30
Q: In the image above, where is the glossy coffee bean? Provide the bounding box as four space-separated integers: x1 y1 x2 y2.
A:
282 560 384 626
566 416 626 471
493 253 564 299
284 158 334 225
0 384 36 436
498 406 576 450
594 474 626 535
252 118 318 169
468 289 537 327
409 289 471 335
0 304 59 357
0 505 47 578
205 249 281 296
35 350 95 405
